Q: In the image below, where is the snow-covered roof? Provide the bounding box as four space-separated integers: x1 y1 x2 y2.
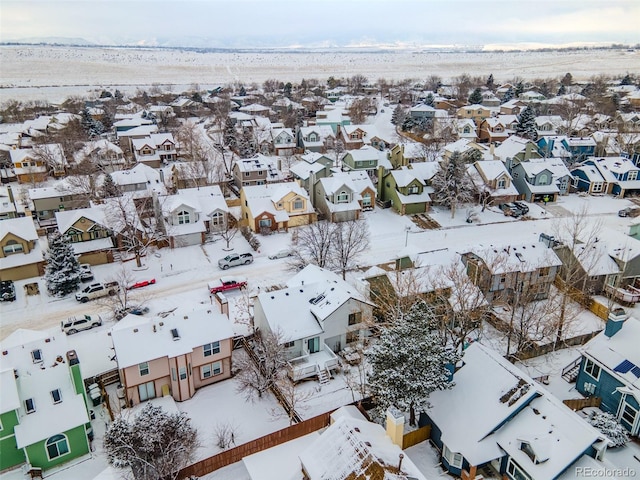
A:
55 206 109 236
465 242 562 274
242 432 320 480
493 135 533 160
243 183 313 222
299 406 427 480
390 168 426 188
427 343 601 471
0 329 90 448
289 160 326 180
173 185 229 216
110 307 235 369
0 216 38 242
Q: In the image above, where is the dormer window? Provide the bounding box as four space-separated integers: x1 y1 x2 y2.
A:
337 191 349 203
177 210 190 225
31 349 43 363
293 198 304 210
407 185 419 195
25 398 35 413
51 389 62 404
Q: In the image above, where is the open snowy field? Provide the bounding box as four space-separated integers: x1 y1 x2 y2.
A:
1 45 639 103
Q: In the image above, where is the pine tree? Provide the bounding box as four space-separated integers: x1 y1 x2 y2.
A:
44 232 82 296
366 301 459 426
101 173 120 198
620 74 632 86
588 411 629 448
515 106 538 140
557 84 566 96
502 87 514 104
424 93 435 107
486 73 495 90
391 105 406 126
561 72 573 86
515 81 524 98
239 85 246 96
468 87 483 105
430 151 476 218
223 117 237 148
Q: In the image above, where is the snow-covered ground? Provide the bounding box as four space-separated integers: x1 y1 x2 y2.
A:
1 45 638 103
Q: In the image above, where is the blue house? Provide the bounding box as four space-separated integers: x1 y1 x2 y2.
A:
510 158 572 202
421 343 608 480
560 137 596 163
574 311 640 436
571 157 640 197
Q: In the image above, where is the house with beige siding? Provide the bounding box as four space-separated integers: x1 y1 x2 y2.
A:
110 307 235 406
0 217 45 281
55 207 115 266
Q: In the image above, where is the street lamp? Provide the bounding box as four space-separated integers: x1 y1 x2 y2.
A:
405 226 412 247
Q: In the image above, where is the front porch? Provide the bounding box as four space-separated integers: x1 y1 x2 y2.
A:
288 343 339 382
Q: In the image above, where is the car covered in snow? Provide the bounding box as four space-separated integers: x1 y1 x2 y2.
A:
79 264 94 282
268 249 293 260
61 314 102 334
114 305 150 321
1 280 16 302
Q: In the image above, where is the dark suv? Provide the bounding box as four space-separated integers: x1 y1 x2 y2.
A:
0 280 16 302
513 201 529 215
499 203 523 217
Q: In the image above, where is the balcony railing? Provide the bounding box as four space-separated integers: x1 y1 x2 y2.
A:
288 343 339 382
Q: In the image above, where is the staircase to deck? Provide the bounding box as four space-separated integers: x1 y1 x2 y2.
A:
562 357 582 383
317 367 331 385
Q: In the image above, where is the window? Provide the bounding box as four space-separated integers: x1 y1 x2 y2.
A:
584 358 601 381
244 171 250 177
31 349 42 363
538 173 549 185
293 198 304 210
284 341 295 348
139 362 149 376
171 368 176 381
539 267 550 277
50 389 62 404
362 193 372 207
138 381 155 401
337 192 350 203
211 212 224 226
177 210 190 224
620 402 638 429
513 172 519 179
442 444 463 469
25 398 35 413
348 312 362 325
506 458 532 480
257 170 264 175
3 240 24 255
497 178 506 189
628 171 638 181
204 341 220 357
46 434 69 460
407 185 419 194
179 366 187 380
346 330 360 344
592 182 604 193
201 361 222 379
259 218 272 228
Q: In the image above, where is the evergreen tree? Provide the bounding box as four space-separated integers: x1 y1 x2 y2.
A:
191 91 202 103
515 106 538 140
557 84 566 96
401 116 415 132
283 82 292 99
223 117 237 149
99 90 112 98
238 85 246 96
101 173 120 198
561 72 573 86
391 105 407 126
501 87 514 104
430 151 476 218
44 232 82 296
114 89 124 101
588 411 629 448
366 301 459 426
515 81 524 98
620 74 633 86
468 88 483 105
424 93 435 107
486 73 495 90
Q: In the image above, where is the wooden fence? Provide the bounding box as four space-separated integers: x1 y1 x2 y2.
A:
563 397 602 411
178 411 332 478
402 425 431 449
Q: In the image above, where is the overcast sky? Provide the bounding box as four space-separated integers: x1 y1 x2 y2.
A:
2 0 639 48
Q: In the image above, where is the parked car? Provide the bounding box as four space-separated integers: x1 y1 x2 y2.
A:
0 280 16 302
75 281 120 302
80 264 94 282
268 249 293 260
218 253 253 270
499 203 523 217
61 314 102 334
114 305 150 321
127 278 156 290
617 207 640 217
208 276 247 294
513 201 529 215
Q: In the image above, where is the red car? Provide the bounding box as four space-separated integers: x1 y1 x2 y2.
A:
208 277 247 294
127 278 156 290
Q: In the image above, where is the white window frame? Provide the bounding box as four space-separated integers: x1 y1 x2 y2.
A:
177 210 190 225
591 182 604 193
31 349 42 363
498 178 506 189
293 198 304 209
628 171 638 181
3 241 24 255
50 389 62 404
584 358 601 381
201 361 223 379
139 361 150 376
179 366 187 380
620 401 638 429
210 212 224 226
506 457 533 480
46 434 70 461
203 341 220 357
442 443 463 469
25 398 36 414
336 192 349 203
138 381 155 401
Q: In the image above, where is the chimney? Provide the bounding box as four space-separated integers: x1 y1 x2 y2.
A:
605 308 628 338
385 406 405 448
66 350 79 366
7 185 15 204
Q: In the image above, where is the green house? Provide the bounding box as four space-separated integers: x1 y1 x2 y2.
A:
0 330 91 473
377 166 432 215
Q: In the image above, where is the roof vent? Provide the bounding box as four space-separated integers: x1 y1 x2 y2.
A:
133 328 138 333
171 328 180 341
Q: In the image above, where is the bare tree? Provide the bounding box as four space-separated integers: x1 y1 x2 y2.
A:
290 221 335 269
348 97 371 124
330 219 370 280
271 377 313 425
349 74 368 94
65 160 101 201
218 213 239 249
213 421 239 450
235 329 288 401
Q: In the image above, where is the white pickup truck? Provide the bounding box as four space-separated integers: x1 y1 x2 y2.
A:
75 281 120 303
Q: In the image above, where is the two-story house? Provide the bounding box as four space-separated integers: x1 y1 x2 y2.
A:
338 125 389 151
572 157 640 198
341 146 384 176
313 171 376 222
296 125 336 153
232 154 284 189
388 142 428 169
0 331 91 473
73 139 127 173
116 124 158 156
461 241 562 304
573 312 640 437
240 183 316 233
253 265 374 382
9 145 62 184
493 136 542 171
467 160 519 205
289 152 335 191
0 217 45 281
477 117 510 144
315 104 351 134
510 158 572 202
456 104 495 125
377 166 433 215
55 207 115 265
271 128 296 156
423 343 607 480
28 184 90 226
131 133 177 168
173 185 229 235
111 307 234 406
